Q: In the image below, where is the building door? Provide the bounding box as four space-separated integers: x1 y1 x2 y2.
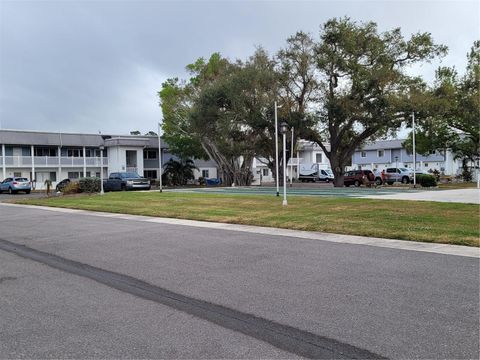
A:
126 150 137 173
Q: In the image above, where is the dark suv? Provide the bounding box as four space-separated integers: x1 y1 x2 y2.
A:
343 170 375 187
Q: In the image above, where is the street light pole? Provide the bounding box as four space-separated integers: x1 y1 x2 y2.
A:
274 101 279 197
99 145 104 195
290 126 294 187
280 122 288 206
157 122 163 193
412 112 416 188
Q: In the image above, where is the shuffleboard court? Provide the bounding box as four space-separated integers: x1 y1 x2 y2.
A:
165 185 423 198
163 185 479 204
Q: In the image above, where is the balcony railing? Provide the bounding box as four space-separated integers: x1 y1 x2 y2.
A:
3 156 108 167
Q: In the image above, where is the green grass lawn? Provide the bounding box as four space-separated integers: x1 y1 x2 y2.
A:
15 192 479 247
437 182 478 189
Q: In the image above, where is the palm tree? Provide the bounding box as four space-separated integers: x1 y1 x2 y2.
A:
163 159 198 186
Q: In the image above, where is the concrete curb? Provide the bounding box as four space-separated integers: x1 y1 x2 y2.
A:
1 202 478 258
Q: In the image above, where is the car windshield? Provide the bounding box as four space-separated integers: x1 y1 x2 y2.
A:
15 178 29 182
399 168 409 172
325 170 333 176
120 172 141 178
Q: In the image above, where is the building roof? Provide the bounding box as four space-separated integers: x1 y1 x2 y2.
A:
0 129 165 148
359 139 406 151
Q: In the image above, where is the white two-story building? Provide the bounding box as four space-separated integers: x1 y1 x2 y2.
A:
0 129 218 189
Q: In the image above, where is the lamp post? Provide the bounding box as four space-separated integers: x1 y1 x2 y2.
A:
395 156 398 169
158 122 163 193
280 121 289 206
99 145 104 195
412 112 417 188
290 126 294 187
274 101 281 196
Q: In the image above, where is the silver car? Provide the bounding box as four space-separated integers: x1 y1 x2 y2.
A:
0 177 32 194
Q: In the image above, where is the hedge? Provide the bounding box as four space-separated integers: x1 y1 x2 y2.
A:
78 177 101 193
417 174 437 187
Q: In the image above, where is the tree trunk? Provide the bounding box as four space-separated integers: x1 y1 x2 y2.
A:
329 154 345 188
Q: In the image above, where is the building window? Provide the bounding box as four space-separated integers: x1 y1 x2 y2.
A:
202 169 209 178
361 151 367 158
85 149 102 157
315 153 322 163
262 168 269 176
377 150 384 157
429 150 436 155
143 150 157 159
67 172 81 179
144 170 158 179
34 148 57 156
424 163 429 167
49 172 57 181
96 172 101 178
86 171 91 177
67 149 82 157
14 172 22 177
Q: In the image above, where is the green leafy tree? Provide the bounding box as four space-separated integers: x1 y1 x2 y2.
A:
306 18 447 186
162 158 197 186
403 41 479 176
130 130 141 135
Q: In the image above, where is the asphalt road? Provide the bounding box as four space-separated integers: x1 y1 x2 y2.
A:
0 205 478 359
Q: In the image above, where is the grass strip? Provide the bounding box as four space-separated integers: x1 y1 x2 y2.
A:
15 191 479 247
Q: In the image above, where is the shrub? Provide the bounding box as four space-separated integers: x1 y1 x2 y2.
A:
62 181 80 194
417 174 437 187
461 168 473 182
78 177 101 193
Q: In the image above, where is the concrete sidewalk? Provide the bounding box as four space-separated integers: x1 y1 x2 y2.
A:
360 188 480 204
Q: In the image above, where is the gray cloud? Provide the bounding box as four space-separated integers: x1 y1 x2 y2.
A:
0 0 478 134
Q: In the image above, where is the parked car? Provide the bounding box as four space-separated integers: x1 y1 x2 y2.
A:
0 177 32 194
55 178 71 192
343 170 375 187
384 167 413 185
103 172 151 192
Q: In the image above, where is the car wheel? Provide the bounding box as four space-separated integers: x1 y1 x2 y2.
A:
375 178 382 185
8 187 15 194
387 181 394 185
354 180 360 187
121 184 126 191
401 176 410 184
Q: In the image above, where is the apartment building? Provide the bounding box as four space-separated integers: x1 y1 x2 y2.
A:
351 139 461 174
0 129 217 189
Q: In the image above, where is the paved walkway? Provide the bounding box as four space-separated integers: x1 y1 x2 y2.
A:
360 188 480 204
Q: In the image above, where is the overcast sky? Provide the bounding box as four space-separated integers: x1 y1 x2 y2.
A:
0 0 478 135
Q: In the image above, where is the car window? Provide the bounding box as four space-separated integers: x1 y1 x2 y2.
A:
121 172 140 178
386 168 395 173
15 178 29 182
4 178 12 183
